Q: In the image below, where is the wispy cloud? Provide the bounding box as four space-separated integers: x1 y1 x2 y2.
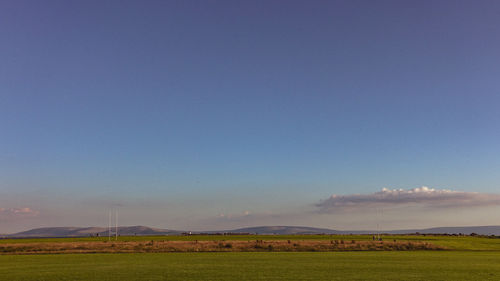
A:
0 207 40 220
316 187 500 213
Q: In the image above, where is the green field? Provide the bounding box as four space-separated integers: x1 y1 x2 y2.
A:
2 235 500 280
2 251 500 280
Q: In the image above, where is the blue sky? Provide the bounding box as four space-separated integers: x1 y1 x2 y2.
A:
1 0 500 233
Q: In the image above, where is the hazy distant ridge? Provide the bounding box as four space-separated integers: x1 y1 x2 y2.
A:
229 226 343 234
230 225 500 235
8 226 182 237
7 225 500 237
387 226 500 235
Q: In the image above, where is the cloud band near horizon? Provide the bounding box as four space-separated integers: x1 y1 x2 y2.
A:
316 187 500 213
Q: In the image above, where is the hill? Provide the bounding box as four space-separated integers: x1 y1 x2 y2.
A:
229 226 343 235
8 225 500 237
387 226 500 235
9 226 182 237
228 225 500 235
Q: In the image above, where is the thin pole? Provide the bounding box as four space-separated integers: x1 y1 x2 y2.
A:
377 222 380 240
115 210 118 241
108 210 111 241
377 208 382 240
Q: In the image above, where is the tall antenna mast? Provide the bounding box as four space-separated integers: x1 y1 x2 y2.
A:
377 208 383 240
115 210 118 241
108 210 111 241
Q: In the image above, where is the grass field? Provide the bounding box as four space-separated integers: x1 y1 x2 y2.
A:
2 235 500 280
2 234 500 250
2 251 500 280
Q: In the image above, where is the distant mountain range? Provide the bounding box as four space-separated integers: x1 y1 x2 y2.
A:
6 226 182 237
386 226 500 236
230 226 500 235
5 225 500 238
229 226 341 235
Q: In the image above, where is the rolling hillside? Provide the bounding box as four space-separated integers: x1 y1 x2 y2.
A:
8 226 182 237
8 225 500 237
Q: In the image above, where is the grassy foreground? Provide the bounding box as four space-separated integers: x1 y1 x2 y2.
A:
2 251 500 280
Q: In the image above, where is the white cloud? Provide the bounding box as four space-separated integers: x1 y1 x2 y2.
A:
0 207 40 220
316 187 500 213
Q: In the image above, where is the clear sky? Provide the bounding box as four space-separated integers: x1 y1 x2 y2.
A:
1 0 500 233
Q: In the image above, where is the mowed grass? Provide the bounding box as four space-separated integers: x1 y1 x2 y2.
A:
2 251 500 281
3 234 500 250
